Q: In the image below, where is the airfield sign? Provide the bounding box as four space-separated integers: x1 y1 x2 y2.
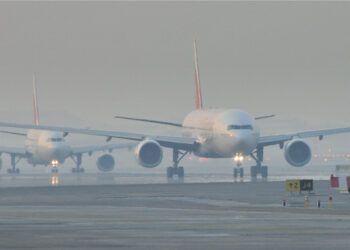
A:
286 179 313 192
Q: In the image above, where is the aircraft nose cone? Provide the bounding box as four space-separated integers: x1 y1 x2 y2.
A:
49 144 70 162
232 132 256 154
52 147 61 158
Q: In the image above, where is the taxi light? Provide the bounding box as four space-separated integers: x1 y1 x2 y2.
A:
51 160 59 167
233 153 244 163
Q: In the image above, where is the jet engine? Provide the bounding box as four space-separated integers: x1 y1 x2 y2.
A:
284 139 311 167
135 139 163 168
97 154 115 172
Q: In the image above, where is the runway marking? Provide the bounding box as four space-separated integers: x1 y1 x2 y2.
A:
2 212 350 237
1 213 154 224
96 193 185 199
168 223 350 237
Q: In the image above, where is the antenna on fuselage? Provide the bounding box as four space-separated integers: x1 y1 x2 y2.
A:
193 40 203 110
32 73 39 126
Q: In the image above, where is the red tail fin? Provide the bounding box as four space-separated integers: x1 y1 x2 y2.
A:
193 40 203 109
32 73 39 126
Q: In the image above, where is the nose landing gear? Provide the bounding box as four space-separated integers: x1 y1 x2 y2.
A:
51 159 59 173
51 167 58 174
233 165 244 179
233 154 245 180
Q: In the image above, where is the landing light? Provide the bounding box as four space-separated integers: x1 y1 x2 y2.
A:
51 160 59 167
233 153 244 163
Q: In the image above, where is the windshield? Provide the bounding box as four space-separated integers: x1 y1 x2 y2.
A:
48 138 63 142
227 125 253 130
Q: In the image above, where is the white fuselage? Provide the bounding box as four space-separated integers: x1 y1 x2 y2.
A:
182 109 259 158
25 129 72 166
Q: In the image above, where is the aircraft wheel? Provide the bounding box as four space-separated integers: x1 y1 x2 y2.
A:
261 166 268 179
233 168 238 178
177 166 184 178
167 167 174 178
80 168 85 173
250 166 258 179
7 168 12 174
239 168 244 178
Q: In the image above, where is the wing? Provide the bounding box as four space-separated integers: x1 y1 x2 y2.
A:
71 143 136 155
0 130 26 136
0 122 198 151
0 122 350 151
115 115 183 127
114 115 210 131
0 146 27 157
258 127 350 147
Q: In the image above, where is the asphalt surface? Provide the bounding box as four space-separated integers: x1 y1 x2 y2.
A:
0 177 349 249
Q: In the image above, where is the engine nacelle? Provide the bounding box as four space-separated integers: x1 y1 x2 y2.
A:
284 139 311 167
135 139 163 168
97 154 115 172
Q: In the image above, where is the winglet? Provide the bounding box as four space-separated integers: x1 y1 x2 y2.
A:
193 40 203 109
32 73 39 126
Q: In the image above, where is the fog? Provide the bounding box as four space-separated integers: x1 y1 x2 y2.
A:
0 2 350 175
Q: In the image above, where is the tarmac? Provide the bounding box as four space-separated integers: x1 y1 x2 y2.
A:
0 174 349 249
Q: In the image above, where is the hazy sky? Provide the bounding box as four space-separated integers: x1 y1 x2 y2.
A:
0 2 350 171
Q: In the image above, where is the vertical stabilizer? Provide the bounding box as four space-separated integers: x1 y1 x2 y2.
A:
193 40 203 110
32 73 39 126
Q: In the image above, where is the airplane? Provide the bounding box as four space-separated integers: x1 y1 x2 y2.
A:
0 75 132 174
0 42 350 179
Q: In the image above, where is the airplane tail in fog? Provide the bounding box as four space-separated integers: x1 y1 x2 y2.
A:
193 40 203 110
32 73 39 126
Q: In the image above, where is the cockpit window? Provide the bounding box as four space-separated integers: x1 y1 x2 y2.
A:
48 138 63 142
227 125 253 130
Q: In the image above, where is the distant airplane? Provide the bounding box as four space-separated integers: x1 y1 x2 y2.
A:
0 74 132 174
0 42 350 179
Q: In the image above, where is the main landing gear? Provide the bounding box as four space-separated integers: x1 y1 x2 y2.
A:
71 154 85 173
166 148 188 179
7 154 20 174
250 146 268 181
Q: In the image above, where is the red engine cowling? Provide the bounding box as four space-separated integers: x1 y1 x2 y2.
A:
284 139 311 167
97 154 115 172
135 139 163 168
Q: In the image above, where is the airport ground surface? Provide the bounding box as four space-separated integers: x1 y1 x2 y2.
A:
0 174 349 249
